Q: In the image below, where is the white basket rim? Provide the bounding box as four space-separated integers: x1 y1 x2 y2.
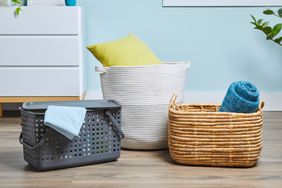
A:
95 61 191 73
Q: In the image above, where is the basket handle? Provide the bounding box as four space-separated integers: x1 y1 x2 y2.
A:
169 94 178 107
259 100 265 110
95 66 109 73
105 110 125 140
19 132 47 150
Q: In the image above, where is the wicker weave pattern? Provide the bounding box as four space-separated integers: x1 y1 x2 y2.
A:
168 95 264 167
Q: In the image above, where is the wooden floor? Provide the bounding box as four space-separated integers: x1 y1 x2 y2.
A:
0 112 281 188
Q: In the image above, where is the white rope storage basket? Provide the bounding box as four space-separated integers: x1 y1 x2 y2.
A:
96 62 191 150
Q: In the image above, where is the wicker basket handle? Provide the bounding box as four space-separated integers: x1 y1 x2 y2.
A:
259 100 265 110
169 94 178 107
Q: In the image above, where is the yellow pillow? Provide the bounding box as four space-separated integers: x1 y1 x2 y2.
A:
87 34 161 67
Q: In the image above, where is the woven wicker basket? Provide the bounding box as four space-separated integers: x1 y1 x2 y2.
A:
168 95 264 167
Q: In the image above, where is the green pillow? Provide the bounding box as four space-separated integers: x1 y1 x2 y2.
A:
87 34 161 67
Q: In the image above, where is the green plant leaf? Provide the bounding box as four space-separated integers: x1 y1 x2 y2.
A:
278 8 282 17
251 9 282 47
262 21 269 27
12 0 21 5
15 7 21 16
251 15 257 23
255 24 263 30
258 19 263 25
263 27 272 35
274 36 282 44
271 23 282 38
266 35 273 40
12 0 22 16
263 9 274 15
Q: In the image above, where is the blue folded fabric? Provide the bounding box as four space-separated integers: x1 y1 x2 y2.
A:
219 81 260 113
44 106 87 140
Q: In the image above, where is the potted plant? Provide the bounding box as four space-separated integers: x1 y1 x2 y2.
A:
11 0 23 16
251 8 282 46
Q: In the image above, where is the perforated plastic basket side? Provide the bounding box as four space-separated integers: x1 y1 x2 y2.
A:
19 100 124 171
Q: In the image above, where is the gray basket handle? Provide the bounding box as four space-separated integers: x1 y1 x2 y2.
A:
19 132 47 150
105 110 125 140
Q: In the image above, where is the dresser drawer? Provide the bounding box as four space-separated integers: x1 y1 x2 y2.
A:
0 36 80 66
0 7 80 35
0 68 80 96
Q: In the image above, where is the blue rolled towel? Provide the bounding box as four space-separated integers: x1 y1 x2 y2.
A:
219 81 260 113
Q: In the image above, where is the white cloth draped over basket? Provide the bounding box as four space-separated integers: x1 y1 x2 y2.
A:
96 62 191 150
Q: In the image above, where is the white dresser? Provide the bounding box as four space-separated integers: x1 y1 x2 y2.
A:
0 7 85 116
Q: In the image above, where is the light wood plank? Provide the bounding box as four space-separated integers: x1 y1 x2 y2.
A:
0 112 281 187
0 96 83 118
0 104 2 118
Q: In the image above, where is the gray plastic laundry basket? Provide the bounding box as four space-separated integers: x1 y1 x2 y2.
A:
19 100 124 171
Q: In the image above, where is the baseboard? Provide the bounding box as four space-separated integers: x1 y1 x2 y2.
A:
86 91 282 111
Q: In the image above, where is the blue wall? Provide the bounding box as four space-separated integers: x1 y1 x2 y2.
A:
78 0 282 93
